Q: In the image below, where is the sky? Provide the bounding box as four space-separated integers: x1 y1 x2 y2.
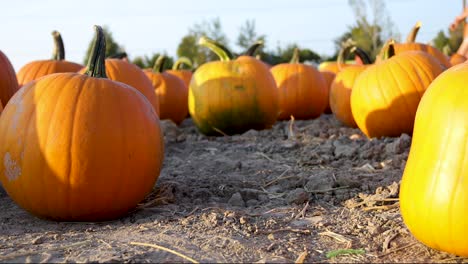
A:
0 0 460 71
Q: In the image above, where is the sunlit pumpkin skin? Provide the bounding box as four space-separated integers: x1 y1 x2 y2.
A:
271 48 328 120
0 26 164 221
329 46 372 127
330 65 368 128
320 71 335 114
400 63 468 257
317 61 351 74
17 31 83 87
80 59 160 116
351 47 444 138
189 37 279 136
450 53 467 66
0 51 19 106
144 56 188 125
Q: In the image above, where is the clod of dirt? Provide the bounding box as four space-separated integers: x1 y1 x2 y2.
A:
286 188 309 204
228 192 246 207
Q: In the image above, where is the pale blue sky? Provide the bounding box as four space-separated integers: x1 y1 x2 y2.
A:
1 0 459 71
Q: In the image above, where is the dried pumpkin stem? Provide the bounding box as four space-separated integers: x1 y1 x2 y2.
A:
350 46 372 65
381 39 396 61
199 36 233 62
244 40 264 56
152 55 166 73
85 25 107 78
51 30 65 61
405 21 422 43
290 48 300 64
172 57 192 70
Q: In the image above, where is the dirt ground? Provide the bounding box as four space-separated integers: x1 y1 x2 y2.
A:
0 114 467 263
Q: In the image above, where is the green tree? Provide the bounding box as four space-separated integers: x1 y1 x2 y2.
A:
237 20 266 51
259 44 321 65
83 26 126 65
432 24 464 56
132 53 174 70
176 17 229 67
331 0 400 62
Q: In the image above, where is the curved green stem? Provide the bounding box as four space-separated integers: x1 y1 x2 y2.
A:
405 21 421 43
85 25 107 78
152 55 166 73
244 40 264 56
349 46 372 65
172 57 193 70
381 39 396 61
290 48 300 63
51 30 65 61
199 36 233 62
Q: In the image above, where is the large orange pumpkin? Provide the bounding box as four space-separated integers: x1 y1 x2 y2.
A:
0 26 164 221
79 56 160 116
16 31 83 87
376 22 451 69
271 48 328 120
189 37 279 136
166 57 193 88
0 51 19 106
144 55 188 125
351 42 445 138
330 46 372 128
400 63 468 257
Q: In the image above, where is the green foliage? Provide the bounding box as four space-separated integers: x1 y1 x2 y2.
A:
237 20 266 51
332 0 400 62
132 54 174 70
83 26 126 65
176 17 229 67
432 24 464 56
326 248 365 259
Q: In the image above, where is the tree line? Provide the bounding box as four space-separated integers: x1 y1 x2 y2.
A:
82 0 463 70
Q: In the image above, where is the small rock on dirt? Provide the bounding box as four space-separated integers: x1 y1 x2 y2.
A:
228 192 246 207
286 188 309 204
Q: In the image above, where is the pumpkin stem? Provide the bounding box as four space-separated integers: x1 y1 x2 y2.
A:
172 57 193 70
199 36 233 62
350 46 372 65
51 30 65 61
85 25 107 78
381 39 396 61
405 21 422 43
290 48 300 64
152 55 166 73
244 40 264 56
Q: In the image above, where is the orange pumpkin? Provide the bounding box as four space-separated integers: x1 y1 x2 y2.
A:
271 48 328 120
329 46 372 127
188 37 279 136
79 57 160 116
16 31 83 87
400 63 468 257
376 22 451 69
144 55 188 125
351 42 445 138
166 57 193 88
0 26 164 221
0 51 19 106
450 53 467 66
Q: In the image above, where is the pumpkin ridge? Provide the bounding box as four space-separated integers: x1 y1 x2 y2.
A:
374 64 396 135
393 54 425 97
386 59 414 122
21 74 63 216
66 74 88 218
407 53 434 90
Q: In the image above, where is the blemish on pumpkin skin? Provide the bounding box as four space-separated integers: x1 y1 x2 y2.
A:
4 152 21 182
